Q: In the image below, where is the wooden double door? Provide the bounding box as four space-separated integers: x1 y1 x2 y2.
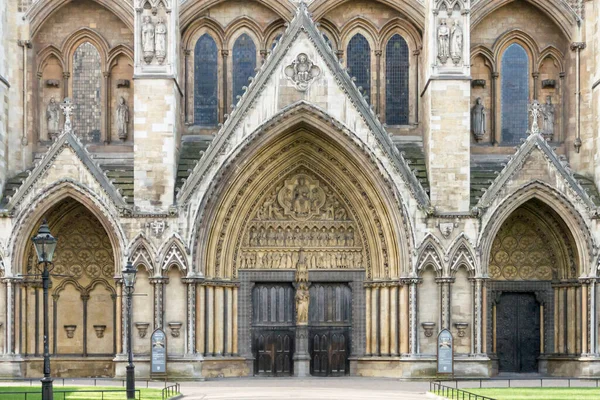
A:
496 292 540 372
251 282 352 377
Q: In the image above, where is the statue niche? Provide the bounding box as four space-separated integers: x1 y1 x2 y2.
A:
238 169 365 272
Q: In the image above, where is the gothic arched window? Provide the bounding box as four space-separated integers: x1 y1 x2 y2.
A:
347 34 371 103
72 42 102 142
501 43 530 144
232 34 257 104
385 34 410 125
194 34 218 126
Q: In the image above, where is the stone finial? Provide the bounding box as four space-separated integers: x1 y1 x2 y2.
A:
60 97 75 135
528 100 543 135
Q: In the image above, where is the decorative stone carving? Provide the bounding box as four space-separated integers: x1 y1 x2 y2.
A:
284 53 321 91
471 97 486 142
450 20 463 65
141 15 155 64
116 97 129 141
295 283 310 325
46 97 60 139
471 79 486 88
541 79 556 89
277 174 326 220
542 96 555 141
60 97 74 135
64 325 77 339
528 100 543 135
421 322 436 337
93 324 106 338
168 322 182 338
135 322 150 338
147 220 167 237
438 222 455 238
453 322 468 338
45 79 60 88
116 79 130 88
155 17 167 64
437 19 450 64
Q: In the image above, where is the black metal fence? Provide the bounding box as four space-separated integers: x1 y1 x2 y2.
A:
162 383 180 400
430 381 496 400
0 389 141 399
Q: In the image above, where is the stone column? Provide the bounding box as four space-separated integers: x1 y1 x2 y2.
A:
133 0 180 212
375 49 382 116
491 71 499 144
472 277 485 355
437 277 453 330
407 278 420 355
589 279 597 355
294 282 310 377
390 284 398 355
103 71 111 144
182 278 199 356
380 284 390 355
221 50 229 122
399 281 409 354
422 0 471 212
150 278 166 330
62 72 70 98
196 282 205 355
184 49 190 124
532 71 540 100
370 284 379 355
115 280 122 354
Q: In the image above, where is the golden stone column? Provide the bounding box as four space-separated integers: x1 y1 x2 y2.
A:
365 286 372 355
390 285 398 355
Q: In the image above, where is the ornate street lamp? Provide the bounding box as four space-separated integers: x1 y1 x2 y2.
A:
31 220 57 400
122 261 137 400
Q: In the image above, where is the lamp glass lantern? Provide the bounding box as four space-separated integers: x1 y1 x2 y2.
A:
122 261 137 289
32 220 57 263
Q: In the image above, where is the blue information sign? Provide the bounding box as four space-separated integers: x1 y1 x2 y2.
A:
437 328 453 374
151 329 167 375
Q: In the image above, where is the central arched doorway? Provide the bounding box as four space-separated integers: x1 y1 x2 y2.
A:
194 115 409 376
487 199 579 373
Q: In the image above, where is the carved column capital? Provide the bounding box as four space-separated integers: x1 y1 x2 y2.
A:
491 71 499 79
221 49 230 57
184 49 191 56
435 277 455 284
374 50 382 57
532 71 540 79
570 42 586 51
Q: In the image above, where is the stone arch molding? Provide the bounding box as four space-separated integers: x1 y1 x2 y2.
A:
416 234 444 277
478 181 596 278
127 233 159 275
158 234 189 274
192 116 413 281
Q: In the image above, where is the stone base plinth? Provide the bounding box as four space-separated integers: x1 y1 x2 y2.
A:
353 355 492 378
538 356 600 377
26 357 114 378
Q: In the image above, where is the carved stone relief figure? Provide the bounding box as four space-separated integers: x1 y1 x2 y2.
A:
116 96 129 141
295 283 310 325
450 20 463 65
155 17 167 64
471 97 486 141
141 15 155 64
437 19 450 64
542 95 555 140
284 53 321 91
46 97 60 139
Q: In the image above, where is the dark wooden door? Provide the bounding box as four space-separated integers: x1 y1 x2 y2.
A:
252 284 295 376
496 292 540 372
309 283 352 376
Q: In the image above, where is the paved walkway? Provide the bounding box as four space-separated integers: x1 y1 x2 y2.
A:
178 378 431 399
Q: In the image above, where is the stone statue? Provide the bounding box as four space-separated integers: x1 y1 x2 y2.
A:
284 53 321 91
291 176 311 215
542 96 555 140
471 97 486 141
437 19 450 64
46 97 60 139
116 96 129 141
528 99 543 135
295 283 310 325
155 17 167 64
450 20 463 65
141 16 155 64
60 97 75 135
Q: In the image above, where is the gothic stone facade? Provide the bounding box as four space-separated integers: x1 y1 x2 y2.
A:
0 0 599 379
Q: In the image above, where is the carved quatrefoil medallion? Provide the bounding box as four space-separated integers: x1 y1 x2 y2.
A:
277 174 326 221
284 53 321 92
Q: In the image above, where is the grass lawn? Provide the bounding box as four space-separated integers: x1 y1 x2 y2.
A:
0 386 172 399
461 387 600 400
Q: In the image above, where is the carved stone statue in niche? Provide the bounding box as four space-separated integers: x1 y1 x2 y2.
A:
542 95 555 140
450 20 463 65
155 17 167 64
141 15 155 64
437 19 450 64
46 97 60 139
284 53 321 91
116 96 129 141
295 283 310 325
471 97 486 141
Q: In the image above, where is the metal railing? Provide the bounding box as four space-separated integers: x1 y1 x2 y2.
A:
0 389 142 399
162 383 180 399
437 377 600 389
430 381 496 400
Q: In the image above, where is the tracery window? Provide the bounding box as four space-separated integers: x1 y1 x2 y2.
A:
501 43 529 144
385 34 410 125
194 34 218 126
72 42 102 143
232 34 257 104
347 34 371 103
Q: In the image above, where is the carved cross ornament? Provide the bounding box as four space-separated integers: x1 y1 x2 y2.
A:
60 97 75 135
528 100 542 135
284 53 321 92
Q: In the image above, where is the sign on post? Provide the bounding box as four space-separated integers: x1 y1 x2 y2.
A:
151 329 167 376
437 328 453 374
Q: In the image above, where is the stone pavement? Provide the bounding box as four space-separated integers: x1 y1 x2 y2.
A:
177 377 431 399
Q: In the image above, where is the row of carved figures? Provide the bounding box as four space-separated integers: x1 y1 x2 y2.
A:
240 250 363 270
247 225 357 248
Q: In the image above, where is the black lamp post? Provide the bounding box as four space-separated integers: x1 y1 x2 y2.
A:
122 261 137 400
31 220 57 400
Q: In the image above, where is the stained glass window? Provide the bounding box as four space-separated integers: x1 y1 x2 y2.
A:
385 34 410 125
347 34 371 103
72 42 102 143
194 34 218 126
501 43 530 144
232 34 257 104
